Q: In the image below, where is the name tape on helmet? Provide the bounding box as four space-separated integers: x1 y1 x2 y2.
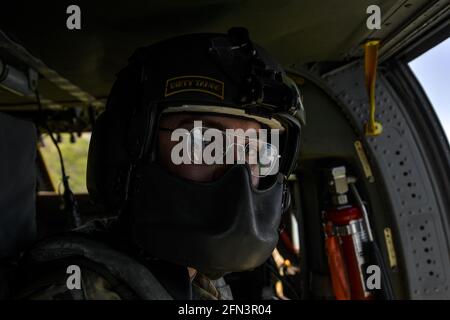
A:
165 75 224 100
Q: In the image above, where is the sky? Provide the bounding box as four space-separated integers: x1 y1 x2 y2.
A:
409 38 450 144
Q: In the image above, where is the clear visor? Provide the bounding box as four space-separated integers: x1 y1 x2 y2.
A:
187 126 280 177
159 105 283 178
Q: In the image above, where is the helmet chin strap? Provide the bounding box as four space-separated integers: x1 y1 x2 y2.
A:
282 182 291 214
278 181 291 234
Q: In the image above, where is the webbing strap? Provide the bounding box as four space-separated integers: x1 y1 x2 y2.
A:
27 235 173 300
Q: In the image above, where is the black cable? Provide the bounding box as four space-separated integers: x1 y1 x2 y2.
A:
35 91 81 228
371 240 395 299
349 182 395 300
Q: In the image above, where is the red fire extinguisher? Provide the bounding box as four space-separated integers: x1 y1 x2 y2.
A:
324 205 372 300
323 166 373 300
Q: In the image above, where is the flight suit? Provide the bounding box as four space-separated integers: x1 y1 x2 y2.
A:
13 218 233 300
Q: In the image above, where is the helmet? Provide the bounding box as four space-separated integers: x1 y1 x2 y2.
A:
87 27 305 277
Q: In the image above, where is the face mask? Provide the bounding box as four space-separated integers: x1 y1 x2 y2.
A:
129 162 284 278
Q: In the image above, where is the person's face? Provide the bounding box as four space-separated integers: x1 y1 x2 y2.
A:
157 113 262 187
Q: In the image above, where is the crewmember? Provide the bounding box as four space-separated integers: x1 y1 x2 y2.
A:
14 27 305 300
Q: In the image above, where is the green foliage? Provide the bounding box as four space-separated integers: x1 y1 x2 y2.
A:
39 133 90 194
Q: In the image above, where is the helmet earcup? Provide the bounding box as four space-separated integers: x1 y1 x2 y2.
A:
87 109 132 209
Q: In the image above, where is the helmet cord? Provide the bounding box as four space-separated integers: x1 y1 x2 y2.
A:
35 91 81 229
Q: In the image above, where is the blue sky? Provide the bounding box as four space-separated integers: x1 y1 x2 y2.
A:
409 38 450 143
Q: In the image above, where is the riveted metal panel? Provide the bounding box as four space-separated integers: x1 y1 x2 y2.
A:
321 62 450 299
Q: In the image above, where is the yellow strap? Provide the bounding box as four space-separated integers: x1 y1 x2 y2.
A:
363 40 383 136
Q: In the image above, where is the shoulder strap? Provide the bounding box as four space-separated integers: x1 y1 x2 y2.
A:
23 234 173 300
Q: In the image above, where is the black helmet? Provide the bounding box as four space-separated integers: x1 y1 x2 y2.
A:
87 27 305 277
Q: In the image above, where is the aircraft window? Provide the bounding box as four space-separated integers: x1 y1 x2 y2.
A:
39 132 90 194
409 38 450 145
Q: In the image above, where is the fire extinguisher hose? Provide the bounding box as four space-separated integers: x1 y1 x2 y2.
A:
325 223 351 300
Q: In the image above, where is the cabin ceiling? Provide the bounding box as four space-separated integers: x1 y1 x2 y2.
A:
0 0 445 112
